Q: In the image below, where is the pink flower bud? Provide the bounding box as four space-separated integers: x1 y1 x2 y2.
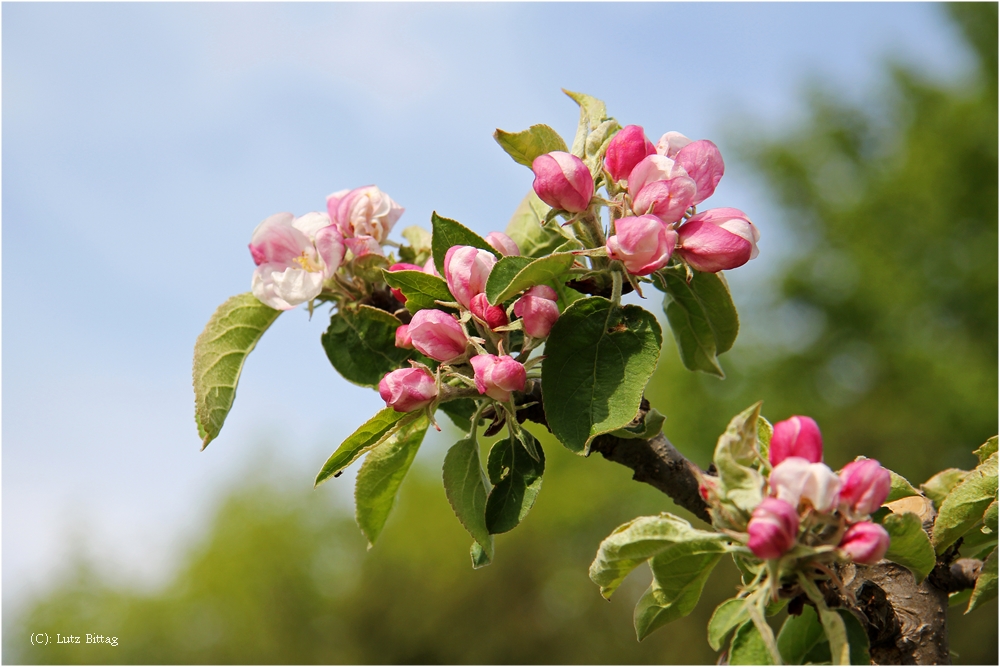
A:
769 457 841 513
769 415 824 466
531 151 594 213
407 309 468 362
485 231 520 256
604 125 656 183
839 521 890 565
395 324 413 350
378 367 437 413
470 354 527 402
676 208 760 273
422 257 441 278
631 177 698 224
513 285 560 338
327 185 404 246
606 215 678 276
470 293 509 330
443 245 497 309
839 459 892 518
387 263 424 303
656 131 693 158
674 140 725 205
747 498 800 560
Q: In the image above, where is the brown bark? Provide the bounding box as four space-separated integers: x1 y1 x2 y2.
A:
515 391 982 665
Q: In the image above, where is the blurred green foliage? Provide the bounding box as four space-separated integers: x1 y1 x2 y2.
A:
6 4 996 665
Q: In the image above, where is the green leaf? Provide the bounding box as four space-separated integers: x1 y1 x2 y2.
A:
708 598 750 651
984 500 998 534
193 293 282 449
493 124 568 167
438 398 479 433
442 437 494 561
485 252 577 305
729 621 774 665
354 415 429 547
470 540 492 569
382 269 455 313
321 306 412 387
757 416 773 461
712 403 765 514
609 408 666 440
430 212 499 275
542 297 662 454
564 89 610 159
484 433 545 534
886 469 921 502
950 588 973 608
933 451 998 554
634 549 724 640
589 513 728 599
315 409 413 486
817 604 850 665
797 610 871 665
504 190 568 258
967 546 997 613
883 512 936 583
975 436 998 464
352 253 390 282
658 268 740 377
777 605 827 664
921 468 968 509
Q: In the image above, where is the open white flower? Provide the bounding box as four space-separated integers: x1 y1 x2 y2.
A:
248 212 345 310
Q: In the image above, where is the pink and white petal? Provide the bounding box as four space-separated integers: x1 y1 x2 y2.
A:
251 264 296 310
345 235 383 258
249 213 307 266
656 132 692 158
292 212 334 240
271 266 325 306
315 226 346 277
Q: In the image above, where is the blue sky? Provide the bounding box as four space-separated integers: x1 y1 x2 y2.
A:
2 2 974 608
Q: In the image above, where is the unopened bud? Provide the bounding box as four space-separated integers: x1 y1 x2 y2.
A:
747 498 800 560
513 285 560 338
839 459 891 518
407 309 468 362
769 415 823 466
470 293 509 330
470 354 527 402
485 231 521 256
444 245 497 310
676 208 759 273
604 125 656 183
395 324 413 350
379 367 437 412
531 151 594 213
839 521 890 565
606 215 678 276
674 140 725 205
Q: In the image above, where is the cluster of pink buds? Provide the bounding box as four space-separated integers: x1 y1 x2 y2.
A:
377 234 561 416
745 416 891 565
601 126 760 276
